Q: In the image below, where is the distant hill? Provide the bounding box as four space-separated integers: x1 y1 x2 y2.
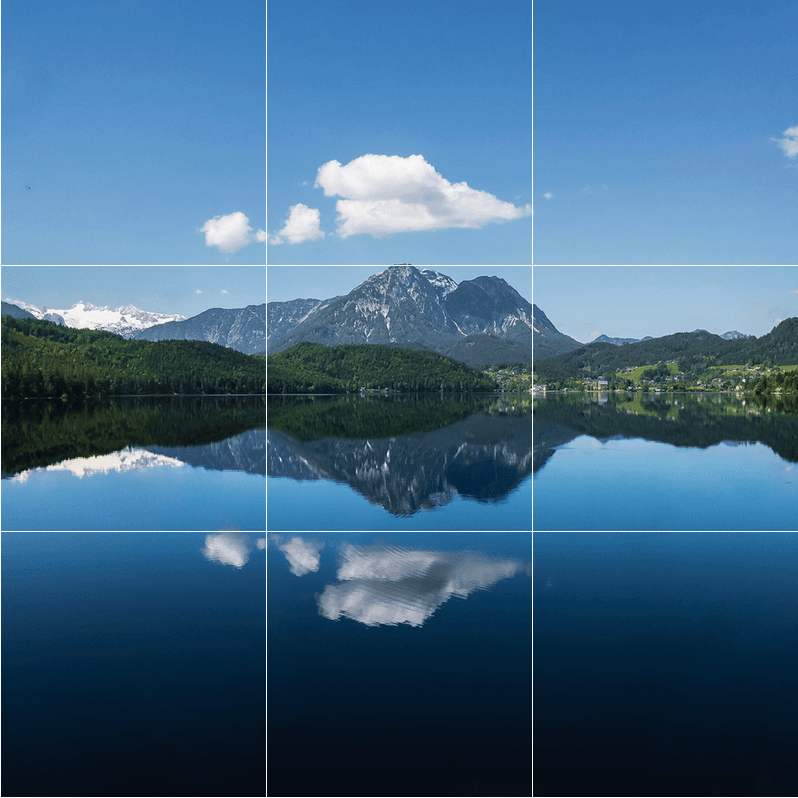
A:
533 305 582 360
534 318 798 382
590 334 654 346
1 301 36 320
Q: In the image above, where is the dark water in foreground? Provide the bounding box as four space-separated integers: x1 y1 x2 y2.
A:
1 533 266 797
268 532 532 796
1 397 266 530
534 393 798 530
535 532 798 797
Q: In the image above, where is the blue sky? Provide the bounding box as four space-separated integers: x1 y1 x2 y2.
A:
534 0 798 265
534 266 798 342
2 266 265 317
267 266 532 305
2 0 265 265
267 0 531 266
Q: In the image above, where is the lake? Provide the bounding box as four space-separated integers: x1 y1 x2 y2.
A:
1 397 266 531
268 532 532 797
534 532 798 796
534 393 798 530
267 394 532 531
1 532 266 797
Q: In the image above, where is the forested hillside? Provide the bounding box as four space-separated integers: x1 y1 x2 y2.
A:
267 342 497 394
1 316 266 398
535 318 798 382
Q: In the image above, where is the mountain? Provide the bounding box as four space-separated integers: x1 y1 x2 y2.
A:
132 304 266 355
267 297 342 351
590 334 655 346
268 265 532 368
720 330 749 340
533 305 583 360
5 299 186 337
1 301 36 320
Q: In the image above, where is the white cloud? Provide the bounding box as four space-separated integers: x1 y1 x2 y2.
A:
196 289 203 294
790 288 798 296
272 536 324 576
200 211 267 254
256 538 266 550
316 542 527 627
543 192 553 199
201 533 254 569
773 126 798 158
314 153 531 239
269 203 325 245
221 289 228 294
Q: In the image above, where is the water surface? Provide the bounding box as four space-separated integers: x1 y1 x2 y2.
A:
268 532 531 796
534 532 798 796
1 397 266 530
534 393 797 530
1 532 266 797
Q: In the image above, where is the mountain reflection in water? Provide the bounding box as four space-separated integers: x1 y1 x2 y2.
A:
1 396 266 478
268 395 532 515
271 536 530 627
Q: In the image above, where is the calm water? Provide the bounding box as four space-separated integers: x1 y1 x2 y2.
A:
268 532 532 796
534 393 798 530
1 532 266 797
1 397 266 530
268 395 532 531
534 532 798 796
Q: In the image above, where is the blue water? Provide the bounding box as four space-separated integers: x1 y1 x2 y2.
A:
2 465 266 531
534 532 798 796
534 435 797 530
268 475 532 531
268 532 532 796
1 533 266 797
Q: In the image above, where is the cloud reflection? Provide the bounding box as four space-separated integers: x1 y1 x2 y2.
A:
317 542 527 627
270 535 324 576
202 532 256 569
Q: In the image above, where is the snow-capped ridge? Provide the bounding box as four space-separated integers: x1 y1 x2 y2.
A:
7 299 187 338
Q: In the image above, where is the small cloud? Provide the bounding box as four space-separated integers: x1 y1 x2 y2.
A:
590 330 601 339
200 211 267 254
314 153 531 239
196 289 203 294
790 288 798 295
543 192 553 200
201 533 254 569
274 536 324 576
773 126 798 158
256 538 266 550
269 203 325 245
221 289 229 294
302 180 308 186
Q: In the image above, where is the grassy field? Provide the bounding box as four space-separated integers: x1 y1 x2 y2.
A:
615 362 679 382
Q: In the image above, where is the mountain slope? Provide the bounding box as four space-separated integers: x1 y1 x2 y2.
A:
133 304 266 355
267 296 343 351
1 301 36 320
533 305 583 360
268 265 531 368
